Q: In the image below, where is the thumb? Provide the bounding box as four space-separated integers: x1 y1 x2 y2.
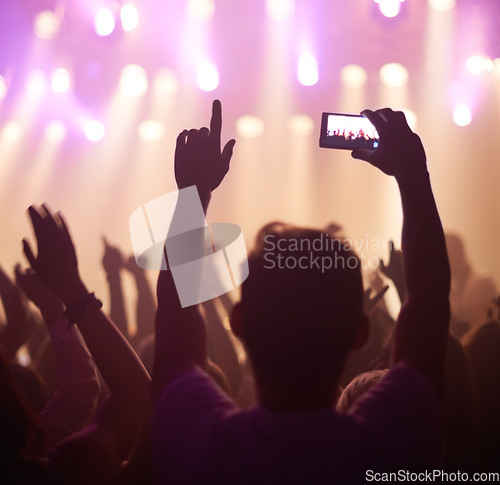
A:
221 139 236 167
351 149 373 162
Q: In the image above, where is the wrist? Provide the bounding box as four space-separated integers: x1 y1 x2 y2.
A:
59 279 90 308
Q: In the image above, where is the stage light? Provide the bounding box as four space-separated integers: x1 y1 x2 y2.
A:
84 120 105 141
1 122 22 143
340 64 367 88
0 76 6 101
95 9 116 37
374 0 404 18
197 61 219 92
297 54 319 87
453 105 472 126
33 10 61 40
186 0 215 22
120 4 139 31
379 63 408 87
466 56 494 75
427 0 456 11
120 64 148 97
51 68 70 93
287 115 314 135
265 0 295 21
236 116 265 138
45 120 68 143
153 69 179 97
27 70 48 97
494 58 500 78
138 120 165 142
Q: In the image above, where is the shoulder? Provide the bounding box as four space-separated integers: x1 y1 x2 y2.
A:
348 364 444 468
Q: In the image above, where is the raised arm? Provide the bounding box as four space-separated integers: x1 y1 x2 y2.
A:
22 204 150 482
153 100 235 399
353 109 450 403
15 266 100 449
102 237 130 341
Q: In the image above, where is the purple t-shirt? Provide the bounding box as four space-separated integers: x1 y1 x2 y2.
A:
153 364 443 485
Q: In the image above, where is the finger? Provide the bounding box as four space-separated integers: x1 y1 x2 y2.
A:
57 212 73 246
210 99 222 153
351 149 373 162
198 127 209 138
360 109 388 136
41 203 60 233
379 259 387 271
221 139 236 167
22 239 37 269
102 235 109 247
388 240 395 253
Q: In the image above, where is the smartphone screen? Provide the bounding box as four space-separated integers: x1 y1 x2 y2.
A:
319 112 379 150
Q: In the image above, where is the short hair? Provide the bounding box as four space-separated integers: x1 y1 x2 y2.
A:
240 222 364 391
337 369 389 412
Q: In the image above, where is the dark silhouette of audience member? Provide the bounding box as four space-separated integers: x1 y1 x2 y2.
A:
0 205 151 484
445 233 497 338
151 102 450 483
462 320 500 471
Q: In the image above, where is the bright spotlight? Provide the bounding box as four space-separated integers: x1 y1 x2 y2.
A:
153 69 179 97
0 76 7 100
120 64 148 97
375 0 404 18
453 105 472 126
51 68 70 93
138 120 165 142
95 9 116 36
466 55 487 75
494 58 500 78
340 64 367 88
297 54 319 87
287 115 314 135
2 122 23 143
428 0 456 11
379 63 409 87
45 120 68 143
33 10 61 40
120 4 139 31
197 61 219 92
266 0 295 21
84 120 105 141
27 70 48 97
236 116 265 138
186 0 215 22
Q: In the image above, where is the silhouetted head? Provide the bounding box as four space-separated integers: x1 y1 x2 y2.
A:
337 369 389 413
232 222 367 411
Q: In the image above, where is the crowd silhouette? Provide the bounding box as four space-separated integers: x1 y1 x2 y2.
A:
1 100 499 484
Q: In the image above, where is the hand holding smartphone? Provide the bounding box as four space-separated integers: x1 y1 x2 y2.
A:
319 112 379 150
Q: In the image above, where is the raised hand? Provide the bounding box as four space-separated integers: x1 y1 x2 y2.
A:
174 99 236 193
379 241 406 303
102 237 124 276
22 204 86 306
15 265 64 325
352 108 426 180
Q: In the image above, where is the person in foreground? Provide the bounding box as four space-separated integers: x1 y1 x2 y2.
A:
152 101 450 484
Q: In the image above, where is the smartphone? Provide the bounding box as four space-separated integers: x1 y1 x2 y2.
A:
319 112 379 150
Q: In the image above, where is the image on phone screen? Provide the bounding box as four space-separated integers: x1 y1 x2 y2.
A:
319 113 379 150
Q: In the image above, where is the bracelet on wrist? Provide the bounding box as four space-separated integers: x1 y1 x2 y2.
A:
64 292 103 324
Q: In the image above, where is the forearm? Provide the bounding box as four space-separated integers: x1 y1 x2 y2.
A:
397 171 450 304
62 281 150 397
392 170 450 397
39 319 101 448
153 268 207 400
132 272 156 345
106 272 130 340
